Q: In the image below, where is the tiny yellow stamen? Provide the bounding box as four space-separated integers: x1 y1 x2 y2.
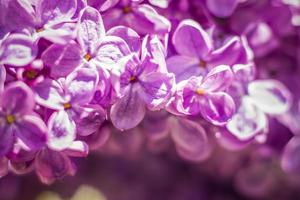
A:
199 60 206 68
123 6 132 14
196 88 206 95
83 53 92 61
63 103 72 110
36 27 45 33
25 69 38 79
129 76 136 82
6 115 15 124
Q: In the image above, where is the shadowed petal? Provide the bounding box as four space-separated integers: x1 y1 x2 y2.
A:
41 42 82 78
281 137 300 174
36 148 76 184
0 126 14 157
34 79 65 110
206 0 238 18
167 55 202 82
15 115 47 150
169 117 211 162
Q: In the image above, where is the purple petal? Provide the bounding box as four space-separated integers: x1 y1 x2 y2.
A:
107 26 141 54
15 115 47 150
206 0 238 18
63 141 89 157
130 4 171 34
0 157 8 177
139 72 175 110
34 79 65 110
37 25 76 45
201 65 234 92
73 0 87 19
0 126 14 157
209 37 248 67
166 55 203 82
1 81 35 115
110 88 146 130
41 42 82 78
47 111 76 151
4 0 36 32
65 68 99 105
0 34 37 67
248 80 292 115
0 65 6 93
36 0 77 25
82 125 111 150
281 137 300 174
78 6 105 52
169 117 211 162
172 19 212 59
94 36 131 70
36 148 76 184
200 92 236 126
88 0 119 12
226 97 267 141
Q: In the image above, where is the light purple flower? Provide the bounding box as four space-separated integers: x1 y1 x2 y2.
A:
102 0 171 35
110 54 175 130
206 0 239 18
227 79 292 141
34 68 99 150
0 81 47 156
174 65 235 125
167 19 249 82
3 0 78 44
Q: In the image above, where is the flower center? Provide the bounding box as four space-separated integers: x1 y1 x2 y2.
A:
196 88 205 95
123 6 132 14
83 53 92 61
63 103 72 110
129 76 137 83
199 60 206 68
6 115 15 124
36 27 45 33
24 69 38 80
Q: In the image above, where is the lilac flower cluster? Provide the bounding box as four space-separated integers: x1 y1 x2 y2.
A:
0 0 299 186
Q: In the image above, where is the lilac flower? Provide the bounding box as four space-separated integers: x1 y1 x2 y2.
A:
2 0 78 44
35 141 88 184
0 81 47 156
172 65 235 125
110 54 175 130
101 0 171 35
226 79 292 142
34 68 98 150
40 6 131 79
167 19 249 82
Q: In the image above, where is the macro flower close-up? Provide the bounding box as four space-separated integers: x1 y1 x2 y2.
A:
0 0 300 200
